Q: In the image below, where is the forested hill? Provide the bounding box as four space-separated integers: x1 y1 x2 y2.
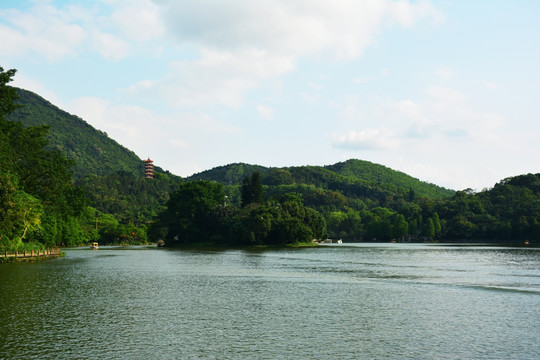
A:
325 159 454 199
7 88 144 178
187 163 269 184
188 161 454 199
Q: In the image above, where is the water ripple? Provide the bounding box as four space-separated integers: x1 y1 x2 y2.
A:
0 244 538 359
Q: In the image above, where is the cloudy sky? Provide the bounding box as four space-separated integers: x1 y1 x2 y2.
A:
1 0 539 190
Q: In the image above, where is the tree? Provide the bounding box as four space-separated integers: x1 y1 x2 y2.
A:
303 207 327 240
268 218 313 245
365 207 394 240
408 187 415 202
262 169 294 186
155 181 224 245
432 212 441 238
424 218 435 239
241 172 264 207
0 67 20 118
392 213 409 239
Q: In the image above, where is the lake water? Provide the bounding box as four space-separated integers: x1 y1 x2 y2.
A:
0 243 538 359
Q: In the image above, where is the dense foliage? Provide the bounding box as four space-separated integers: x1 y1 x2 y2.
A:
179 166 539 245
187 163 269 185
149 175 327 246
75 170 183 244
0 67 89 251
435 175 540 242
325 159 454 199
189 161 453 199
8 88 146 178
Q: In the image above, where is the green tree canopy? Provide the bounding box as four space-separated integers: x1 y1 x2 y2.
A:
241 172 264 207
155 181 224 246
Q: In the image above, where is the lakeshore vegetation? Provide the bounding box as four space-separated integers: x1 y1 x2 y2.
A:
1 66 539 252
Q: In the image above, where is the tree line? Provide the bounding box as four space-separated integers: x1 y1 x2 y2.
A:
150 171 540 246
149 173 327 246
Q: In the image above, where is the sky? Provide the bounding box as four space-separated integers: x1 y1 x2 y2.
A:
1 0 539 191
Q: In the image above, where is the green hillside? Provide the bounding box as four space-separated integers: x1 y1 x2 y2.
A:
4 87 184 246
8 88 144 178
187 163 270 184
325 159 454 199
188 160 454 200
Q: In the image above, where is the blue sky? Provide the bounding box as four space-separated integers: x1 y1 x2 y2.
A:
1 0 539 190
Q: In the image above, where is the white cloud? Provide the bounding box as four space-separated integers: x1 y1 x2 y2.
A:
308 81 324 91
92 31 130 60
485 81 498 90
434 65 453 80
389 100 432 138
110 0 165 42
392 100 423 120
68 97 110 128
130 49 295 108
2 0 442 110
127 80 156 93
425 85 466 113
0 5 87 60
338 86 502 144
387 0 445 27
175 112 242 135
133 0 442 108
329 81 512 189
0 0 165 61
331 129 397 150
160 0 441 60
256 105 274 121
169 138 188 148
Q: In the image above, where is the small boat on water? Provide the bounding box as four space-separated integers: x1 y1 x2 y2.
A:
336 239 343 244
90 242 99 250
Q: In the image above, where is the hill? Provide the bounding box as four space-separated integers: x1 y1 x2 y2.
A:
187 163 270 184
7 88 145 178
325 159 454 199
188 160 454 200
5 87 184 245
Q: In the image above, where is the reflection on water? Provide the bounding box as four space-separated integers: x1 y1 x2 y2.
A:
0 244 538 359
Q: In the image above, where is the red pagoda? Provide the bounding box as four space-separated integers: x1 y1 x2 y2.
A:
144 158 154 179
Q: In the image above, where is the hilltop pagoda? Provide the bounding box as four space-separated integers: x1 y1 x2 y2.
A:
144 158 154 179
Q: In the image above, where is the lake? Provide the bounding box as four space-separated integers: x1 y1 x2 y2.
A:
0 243 538 359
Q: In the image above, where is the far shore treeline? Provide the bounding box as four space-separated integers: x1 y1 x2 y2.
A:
1 66 539 252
